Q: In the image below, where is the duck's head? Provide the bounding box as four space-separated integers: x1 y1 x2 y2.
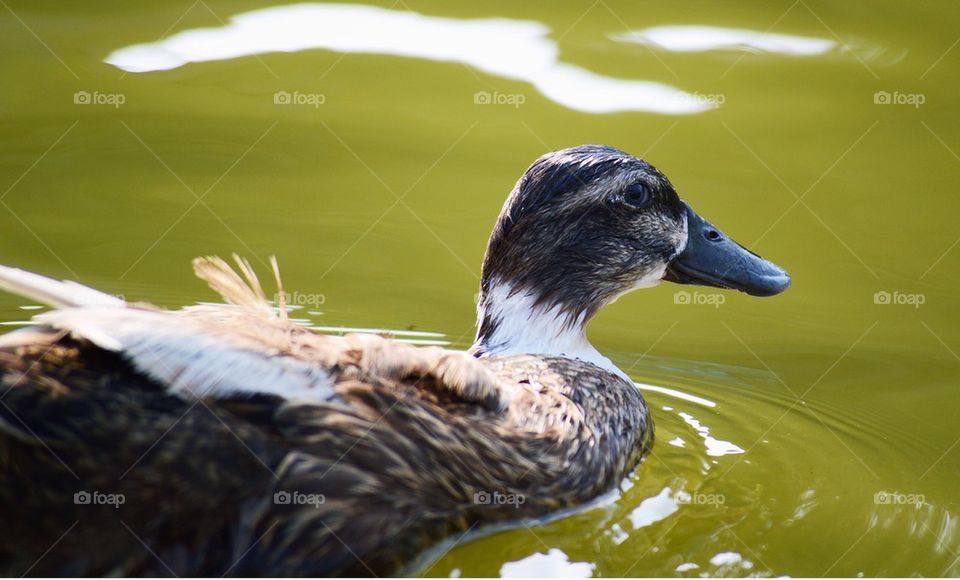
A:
472 144 789 370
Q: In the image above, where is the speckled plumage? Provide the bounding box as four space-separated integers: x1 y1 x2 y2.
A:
0 320 651 576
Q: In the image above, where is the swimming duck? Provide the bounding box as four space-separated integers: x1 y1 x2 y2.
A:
0 145 788 576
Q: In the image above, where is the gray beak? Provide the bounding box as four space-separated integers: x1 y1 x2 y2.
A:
663 203 791 297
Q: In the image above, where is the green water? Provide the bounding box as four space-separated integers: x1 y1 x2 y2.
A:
2 1 959 576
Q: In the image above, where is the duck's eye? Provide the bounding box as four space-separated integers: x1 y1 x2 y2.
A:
622 182 651 208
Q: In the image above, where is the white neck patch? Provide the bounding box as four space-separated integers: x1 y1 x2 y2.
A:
475 283 634 382
471 214 686 384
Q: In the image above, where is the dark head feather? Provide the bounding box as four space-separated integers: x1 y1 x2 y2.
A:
476 145 687 346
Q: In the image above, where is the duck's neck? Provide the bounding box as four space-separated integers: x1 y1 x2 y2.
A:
470 282 630 382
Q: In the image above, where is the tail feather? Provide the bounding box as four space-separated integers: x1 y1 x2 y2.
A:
0 265 124 309
192 255 276 315
193 254 289 320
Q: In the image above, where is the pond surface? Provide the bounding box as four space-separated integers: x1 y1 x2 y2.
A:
2 0 959 576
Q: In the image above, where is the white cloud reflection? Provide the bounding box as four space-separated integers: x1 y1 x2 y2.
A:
500 548 595 578
105 3 714 115
611 25 836 56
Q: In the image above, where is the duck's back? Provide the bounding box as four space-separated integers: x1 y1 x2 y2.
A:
0 259 652 576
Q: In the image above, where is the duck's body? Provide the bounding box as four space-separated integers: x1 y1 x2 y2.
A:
0 286 649 576
0 145 788 576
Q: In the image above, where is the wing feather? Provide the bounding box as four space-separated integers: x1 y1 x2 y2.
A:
0 256 508 410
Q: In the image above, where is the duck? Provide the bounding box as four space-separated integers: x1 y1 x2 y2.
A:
0 144 789 577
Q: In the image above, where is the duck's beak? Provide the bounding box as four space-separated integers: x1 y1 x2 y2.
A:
663 203 790 297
